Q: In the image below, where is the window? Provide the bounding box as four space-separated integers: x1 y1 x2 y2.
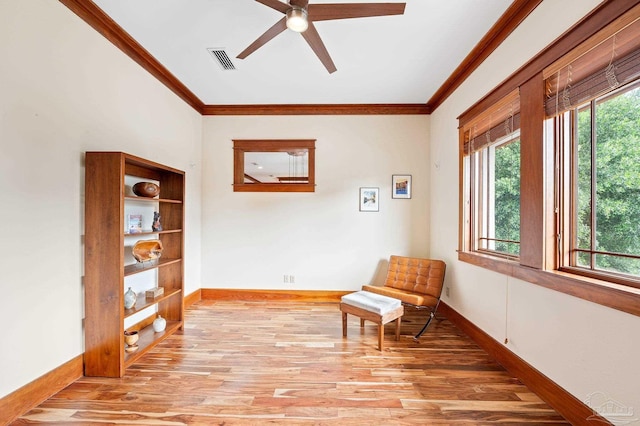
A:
546 13 640 287
457 2 640 315
462 90 521 259
554 82 640 285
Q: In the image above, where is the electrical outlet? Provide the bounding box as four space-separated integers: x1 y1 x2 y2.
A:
284 275 289 283
445 286 450 297
290 275 295 284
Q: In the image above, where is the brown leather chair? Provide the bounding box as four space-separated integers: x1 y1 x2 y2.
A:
362 255 446 339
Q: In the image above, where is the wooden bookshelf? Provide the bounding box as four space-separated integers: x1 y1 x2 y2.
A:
84 152 185 377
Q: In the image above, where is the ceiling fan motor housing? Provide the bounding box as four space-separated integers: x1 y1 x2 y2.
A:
286 7 308 32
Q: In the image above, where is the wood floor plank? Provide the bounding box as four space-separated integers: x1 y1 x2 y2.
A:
16 301 569 424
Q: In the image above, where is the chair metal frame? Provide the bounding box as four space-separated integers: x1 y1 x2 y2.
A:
403 297 442 340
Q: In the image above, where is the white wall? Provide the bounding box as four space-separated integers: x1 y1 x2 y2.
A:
429 0 640 423
0 1 202 398
201 115 430 291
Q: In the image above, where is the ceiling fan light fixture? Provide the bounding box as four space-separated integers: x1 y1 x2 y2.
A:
286 7 308 33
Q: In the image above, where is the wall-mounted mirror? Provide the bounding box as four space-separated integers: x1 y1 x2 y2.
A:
233 139 316 192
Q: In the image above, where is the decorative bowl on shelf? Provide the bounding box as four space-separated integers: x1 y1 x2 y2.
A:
132 239 163 263
124 344 139 353
124 330 139 346
132 181 160 198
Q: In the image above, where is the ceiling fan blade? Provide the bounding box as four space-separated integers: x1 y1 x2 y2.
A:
301 21 337 74
255 0 290 14
237 17 288 59
308 3 406 21
289 0 309 8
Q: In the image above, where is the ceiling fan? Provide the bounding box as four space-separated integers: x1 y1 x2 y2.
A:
237 0 406 73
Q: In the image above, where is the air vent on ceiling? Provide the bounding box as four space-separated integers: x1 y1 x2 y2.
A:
208 48 236 71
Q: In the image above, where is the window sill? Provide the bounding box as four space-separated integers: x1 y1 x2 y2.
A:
458 251 640 317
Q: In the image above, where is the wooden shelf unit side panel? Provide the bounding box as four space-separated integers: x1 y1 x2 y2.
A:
159 232 182 259
158 262 184 323
159 202 183 234
158 168 185 202
84 152 126 378
158 172 185 237
157 170 184 328
158 294 184 328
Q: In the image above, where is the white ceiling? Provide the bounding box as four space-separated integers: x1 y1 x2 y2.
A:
91 0 513 105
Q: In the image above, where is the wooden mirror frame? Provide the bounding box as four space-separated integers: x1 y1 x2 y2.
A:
233 139 316 192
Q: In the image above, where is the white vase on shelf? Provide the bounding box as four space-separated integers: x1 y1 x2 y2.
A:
124 287 137 309
153 315 166 332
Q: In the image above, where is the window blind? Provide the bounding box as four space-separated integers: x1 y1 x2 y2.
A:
544 5 640 117
462 88 520 155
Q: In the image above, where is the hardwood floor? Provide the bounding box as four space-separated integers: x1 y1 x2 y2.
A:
16 301 568 425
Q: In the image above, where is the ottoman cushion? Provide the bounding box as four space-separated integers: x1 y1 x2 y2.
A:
341 290 401 315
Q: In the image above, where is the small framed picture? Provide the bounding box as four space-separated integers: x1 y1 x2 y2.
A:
359 187 379 212
392 174 412 199
127 214 143 234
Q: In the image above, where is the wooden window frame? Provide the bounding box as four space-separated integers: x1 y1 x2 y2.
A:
457 0 640 318
555 82 640 290
465 129 522 260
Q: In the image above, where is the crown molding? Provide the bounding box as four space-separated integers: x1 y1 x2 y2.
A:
426 0 543 111
59 0 539 116
202 103 430 115
59 0 205 113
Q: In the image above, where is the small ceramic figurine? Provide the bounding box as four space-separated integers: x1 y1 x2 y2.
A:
152 211 162 232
